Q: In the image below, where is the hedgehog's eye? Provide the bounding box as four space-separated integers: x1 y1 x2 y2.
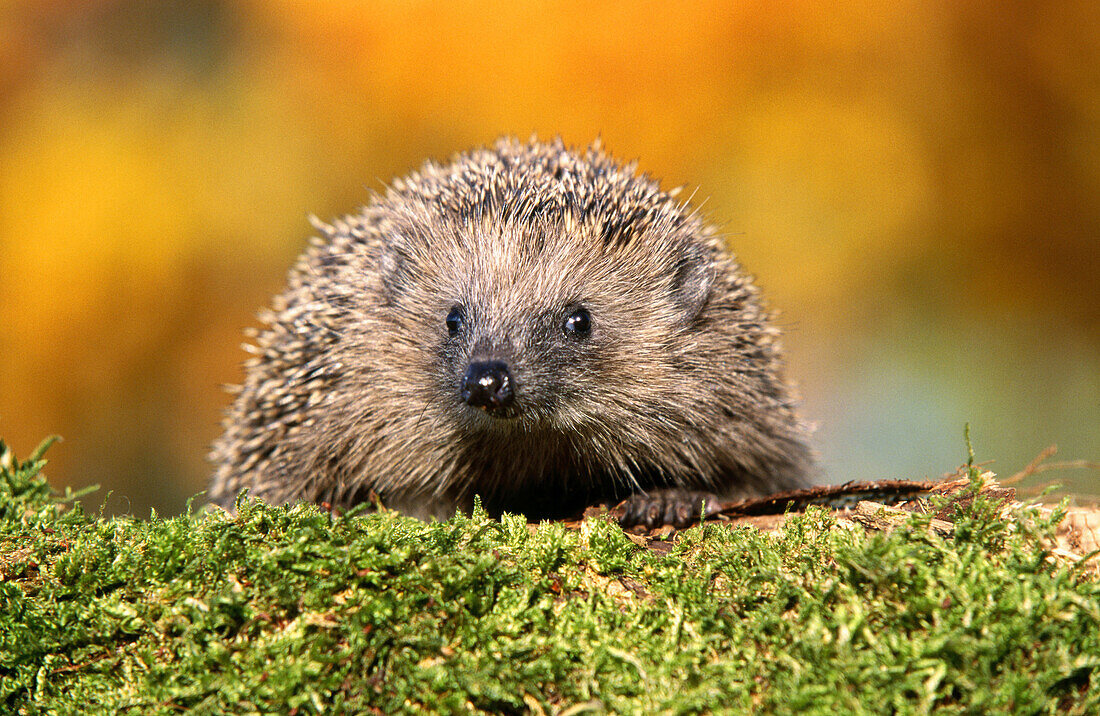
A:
563 307 591 338
446 306 463 337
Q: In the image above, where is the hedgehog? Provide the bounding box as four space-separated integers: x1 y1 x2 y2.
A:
209 137 815 528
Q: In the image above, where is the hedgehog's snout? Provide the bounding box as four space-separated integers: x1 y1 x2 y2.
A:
461 360 516 416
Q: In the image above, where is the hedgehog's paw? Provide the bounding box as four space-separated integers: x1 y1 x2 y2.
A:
617 489 723 529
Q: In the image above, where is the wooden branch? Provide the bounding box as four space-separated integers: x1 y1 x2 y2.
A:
715 479 938 517
853 500 955 536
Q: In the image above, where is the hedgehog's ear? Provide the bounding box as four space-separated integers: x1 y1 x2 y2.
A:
672 244 715 322
379 240 414 302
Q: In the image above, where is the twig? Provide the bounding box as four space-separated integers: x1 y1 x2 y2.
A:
1004 444 1100 486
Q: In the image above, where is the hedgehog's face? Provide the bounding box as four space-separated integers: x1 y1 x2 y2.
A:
438 295 598 424
414 219 717 436
445 302 592 414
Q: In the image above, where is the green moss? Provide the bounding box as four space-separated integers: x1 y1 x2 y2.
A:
1 437 1097 714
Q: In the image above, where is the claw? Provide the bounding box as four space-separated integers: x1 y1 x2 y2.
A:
618 489 722 529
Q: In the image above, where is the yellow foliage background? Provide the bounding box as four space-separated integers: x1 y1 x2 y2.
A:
1 1 1097 513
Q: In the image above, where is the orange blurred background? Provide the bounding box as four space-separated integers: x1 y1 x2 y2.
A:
1 0 1097 514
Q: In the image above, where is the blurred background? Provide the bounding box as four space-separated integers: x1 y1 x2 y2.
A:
1 0 1097 515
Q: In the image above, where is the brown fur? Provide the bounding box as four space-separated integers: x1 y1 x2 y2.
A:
209 137 814 520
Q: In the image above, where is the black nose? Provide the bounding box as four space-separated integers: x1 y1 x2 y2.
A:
461 360 515 414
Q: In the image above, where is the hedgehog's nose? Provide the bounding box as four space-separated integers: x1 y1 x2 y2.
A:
461 360 515 414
